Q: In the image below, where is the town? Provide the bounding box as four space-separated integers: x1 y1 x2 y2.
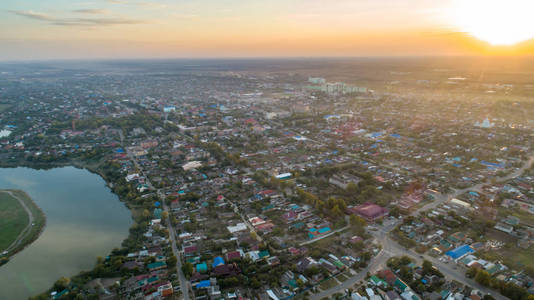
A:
1 59 533 300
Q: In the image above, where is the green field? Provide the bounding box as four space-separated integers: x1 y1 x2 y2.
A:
499 208 534 227
0 192 29 251
319 277 338 290
0 190 45 256
336 272 349 282
498 247 534 276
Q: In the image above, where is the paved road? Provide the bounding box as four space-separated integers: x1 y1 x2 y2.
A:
411 154 534 217
311 155 534 300
120 130 191 300
227 200 263 243
299 225 350 246
159 189 192 300
378 233 507 300
312 222 507 300
3 190 35 253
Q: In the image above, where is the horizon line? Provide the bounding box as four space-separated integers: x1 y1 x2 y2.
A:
2 54 534 64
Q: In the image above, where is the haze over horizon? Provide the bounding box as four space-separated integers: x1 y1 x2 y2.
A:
2 0 534 61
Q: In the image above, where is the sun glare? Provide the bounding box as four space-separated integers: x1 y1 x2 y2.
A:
452 0 534 45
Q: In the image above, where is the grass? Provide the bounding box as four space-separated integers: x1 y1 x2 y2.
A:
0 191 29 251
0 190 46 256
336 273 349 282
498 246 534 273
319 278 338 290
310 234 338 248
498 207 534 227
479 232 534 276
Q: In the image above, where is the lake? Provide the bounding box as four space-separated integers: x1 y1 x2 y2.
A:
0 167 132 299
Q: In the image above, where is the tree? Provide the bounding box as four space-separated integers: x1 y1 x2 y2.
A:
251 231 259 241
389 206 401 217
399 266 413 282
161 211 169 220
500 282 528 300
475 270 491 286
250 278 261 289
182 262 193 278
330 204 343 219
304 266 321 277
466 267 478 278
167 255 177 267
422 260 433 276
346 182 359 195
53 277 70 291
350 215 367 227
142 209 151 220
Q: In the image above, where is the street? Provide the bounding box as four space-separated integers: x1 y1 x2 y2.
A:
310 154 534 300
121 130 191 300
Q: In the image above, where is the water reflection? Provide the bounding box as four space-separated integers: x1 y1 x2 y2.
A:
0 167 132 299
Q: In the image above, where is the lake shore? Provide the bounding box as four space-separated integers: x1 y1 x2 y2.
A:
0 189 47 266
0 155 138 299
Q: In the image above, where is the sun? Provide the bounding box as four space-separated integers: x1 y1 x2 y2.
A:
452 0 534 46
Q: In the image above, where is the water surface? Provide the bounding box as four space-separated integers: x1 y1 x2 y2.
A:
0 167 132 299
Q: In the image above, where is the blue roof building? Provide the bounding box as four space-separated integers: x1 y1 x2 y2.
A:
196 262 208 273
212 256 225 268
196 280 211 289
446 245 474 260
318 227 331 234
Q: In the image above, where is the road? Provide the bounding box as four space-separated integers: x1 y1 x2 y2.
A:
3 190 35 253
227 199 264 243
159 189 192 300
377 232 508 300
311 155 534 300
312 219 508 300
411 154 534 217
120 130 191 300
299 225 350 246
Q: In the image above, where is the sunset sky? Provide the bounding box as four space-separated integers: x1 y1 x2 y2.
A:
2 0 534 60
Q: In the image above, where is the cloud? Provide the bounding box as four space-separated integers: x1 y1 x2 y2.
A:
9 10 54 21
171 13 199 20
135 2 167 9
106 0 167 9
53 18 146 26
72 9 109 14
9 10 146 27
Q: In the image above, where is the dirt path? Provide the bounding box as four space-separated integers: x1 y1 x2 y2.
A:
2 191 35 253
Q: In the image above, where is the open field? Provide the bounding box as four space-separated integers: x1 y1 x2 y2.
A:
477 242 534 277
336 272 349 282
319 278 338 290
498 208 534 228
0 191 29 251
0 190 46 258
498 247 534 275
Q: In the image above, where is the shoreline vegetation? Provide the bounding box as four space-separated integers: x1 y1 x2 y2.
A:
0 189 46 267
0 152 148 299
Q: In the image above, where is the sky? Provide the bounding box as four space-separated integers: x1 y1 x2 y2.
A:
1 0 534 60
